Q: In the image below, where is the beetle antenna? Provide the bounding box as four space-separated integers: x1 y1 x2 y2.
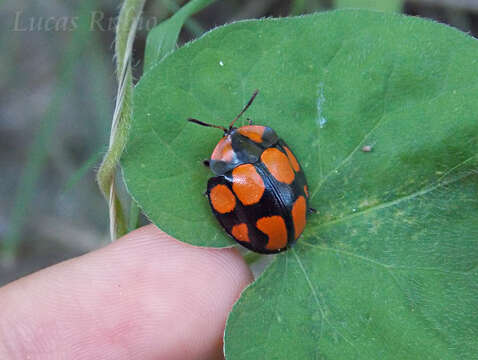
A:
228 89 259 129
188 118 227 132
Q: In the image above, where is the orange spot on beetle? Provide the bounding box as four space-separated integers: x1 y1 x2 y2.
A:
210 184 236 214
232 164 265 205
238 125 265 143
292 196 306 240
231 223 250 243
284 146 300 172
261 148 295 184
211 137 234 162
304 185 309 198
256 216 288 250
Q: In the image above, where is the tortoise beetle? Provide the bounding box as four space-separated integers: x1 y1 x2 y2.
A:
189 90 313 254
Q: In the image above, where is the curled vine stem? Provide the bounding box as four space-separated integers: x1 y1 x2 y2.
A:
97 0 146 240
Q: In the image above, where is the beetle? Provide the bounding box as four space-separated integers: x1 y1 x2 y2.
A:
188 90 312 254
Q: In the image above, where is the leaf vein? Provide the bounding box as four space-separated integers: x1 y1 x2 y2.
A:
310 80 478 201
301 242 477 276
292 249 357 352
313 171 474 230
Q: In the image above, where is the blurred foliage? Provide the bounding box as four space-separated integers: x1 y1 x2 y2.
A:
335 0 402 12
3 0 99 260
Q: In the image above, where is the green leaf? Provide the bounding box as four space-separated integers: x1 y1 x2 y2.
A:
123 10 478 358
335 0 402 12
143 0 217 72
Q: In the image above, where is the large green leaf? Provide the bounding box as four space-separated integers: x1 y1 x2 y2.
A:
122 10 478 358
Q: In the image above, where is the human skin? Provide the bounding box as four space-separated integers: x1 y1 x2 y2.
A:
0 224 253 359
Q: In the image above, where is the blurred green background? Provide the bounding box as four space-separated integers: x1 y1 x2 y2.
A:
1 0 477 285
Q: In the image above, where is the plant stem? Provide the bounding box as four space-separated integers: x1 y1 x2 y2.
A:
96 0 146 241
128 200 141 232
244 252 262 265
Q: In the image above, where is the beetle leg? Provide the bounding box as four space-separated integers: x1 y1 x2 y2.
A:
308 207 317 214
247 118 253 125
203 159 210 167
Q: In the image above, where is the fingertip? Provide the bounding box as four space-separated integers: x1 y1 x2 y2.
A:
113 224 254 359
0 224 254 360
117 223 253 289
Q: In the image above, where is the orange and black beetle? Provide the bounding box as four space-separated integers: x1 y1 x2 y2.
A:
189 90 313 254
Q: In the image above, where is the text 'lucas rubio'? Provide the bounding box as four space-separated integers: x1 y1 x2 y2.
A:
11 10 159 32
